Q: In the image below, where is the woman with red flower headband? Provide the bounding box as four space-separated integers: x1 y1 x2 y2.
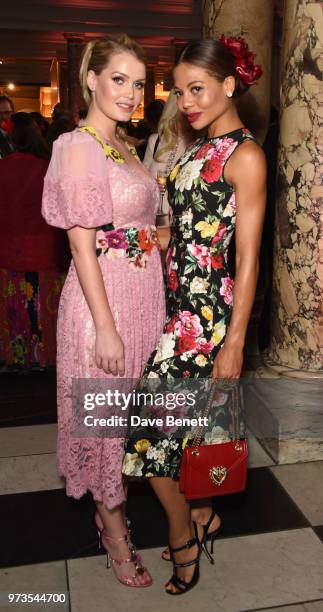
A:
220 35 263 86
124 36 266 595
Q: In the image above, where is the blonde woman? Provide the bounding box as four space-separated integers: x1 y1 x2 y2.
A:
143 91 196 233
42 34 165 588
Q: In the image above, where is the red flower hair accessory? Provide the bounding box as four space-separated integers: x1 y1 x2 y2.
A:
220 35 263 86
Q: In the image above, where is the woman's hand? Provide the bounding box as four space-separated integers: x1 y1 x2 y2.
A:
212 343 243 380
95 326 125 376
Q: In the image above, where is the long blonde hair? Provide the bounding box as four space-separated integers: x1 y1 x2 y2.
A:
79 34 147 107
155 90 197 161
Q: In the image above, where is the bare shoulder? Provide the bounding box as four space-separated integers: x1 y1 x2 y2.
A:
226 138 266 185
231 139 266 172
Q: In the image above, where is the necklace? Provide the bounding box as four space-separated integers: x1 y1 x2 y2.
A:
79 125 139 162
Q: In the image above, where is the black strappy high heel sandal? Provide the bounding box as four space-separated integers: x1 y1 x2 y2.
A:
165 522 201 596
162 509 221 564
194 507 221 565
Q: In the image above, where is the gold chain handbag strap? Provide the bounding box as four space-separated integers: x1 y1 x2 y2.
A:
191 380 216 449
191 380 242 453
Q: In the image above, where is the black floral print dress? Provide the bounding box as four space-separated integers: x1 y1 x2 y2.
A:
123 128 255 479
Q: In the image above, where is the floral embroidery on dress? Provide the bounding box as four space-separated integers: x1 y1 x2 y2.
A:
96 223 161 270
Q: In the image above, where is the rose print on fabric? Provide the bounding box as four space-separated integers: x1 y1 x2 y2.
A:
220 277 234 306
175 159 204 192
124 128 255 479
175 311 204 338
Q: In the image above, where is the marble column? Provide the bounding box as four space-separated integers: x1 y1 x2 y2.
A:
64 33 85 120
202 0 275 143
267 0 323 373
248 1 323 465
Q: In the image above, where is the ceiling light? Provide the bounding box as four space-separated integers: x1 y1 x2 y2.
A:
8 83 15 90
0 60 3 65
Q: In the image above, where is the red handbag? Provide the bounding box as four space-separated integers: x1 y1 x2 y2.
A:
179 381 248 500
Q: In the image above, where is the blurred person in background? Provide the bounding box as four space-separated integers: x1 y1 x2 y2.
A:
30 111 50 139
143 91 199 247
0 112 69 370
47 108 75 150
0 95 15 158
136 98 165 160
51 102 64 122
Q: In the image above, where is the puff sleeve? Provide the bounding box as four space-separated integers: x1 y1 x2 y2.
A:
42 130 113 229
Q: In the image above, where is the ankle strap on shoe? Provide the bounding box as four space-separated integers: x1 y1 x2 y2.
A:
103 532 129 543
204 508 218 532
173 557 200 569
169 536 197 553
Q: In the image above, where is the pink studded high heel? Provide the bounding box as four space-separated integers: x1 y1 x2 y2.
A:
94 513 152 588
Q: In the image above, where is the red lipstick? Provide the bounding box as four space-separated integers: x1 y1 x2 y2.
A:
187 112 202 123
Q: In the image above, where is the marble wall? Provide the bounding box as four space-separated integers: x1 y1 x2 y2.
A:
268 0 323 372
202 0 275 142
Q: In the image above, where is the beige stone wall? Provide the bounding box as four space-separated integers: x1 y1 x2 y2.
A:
268 0 323 371
202 0 274 142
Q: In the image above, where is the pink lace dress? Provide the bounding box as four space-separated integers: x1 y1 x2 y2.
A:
42 128 165 509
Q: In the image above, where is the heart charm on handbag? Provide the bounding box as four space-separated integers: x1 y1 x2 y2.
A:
209 466 227 486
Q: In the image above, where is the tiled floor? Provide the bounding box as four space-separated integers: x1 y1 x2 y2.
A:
1 372 323 612
270 462 323 526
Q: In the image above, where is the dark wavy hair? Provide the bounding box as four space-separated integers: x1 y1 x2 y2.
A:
174 39 249 97
11 112 50 160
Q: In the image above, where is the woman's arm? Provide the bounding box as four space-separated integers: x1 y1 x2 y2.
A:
68 226 125 377
212 141 267 379
143 133 158 171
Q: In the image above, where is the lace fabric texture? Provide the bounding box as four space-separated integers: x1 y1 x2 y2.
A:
42 129 166 509
43 173 110 229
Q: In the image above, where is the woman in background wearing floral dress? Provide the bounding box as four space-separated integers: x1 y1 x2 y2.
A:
0 112 68 370
124 36 266 595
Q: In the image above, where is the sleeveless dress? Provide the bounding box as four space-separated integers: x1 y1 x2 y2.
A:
123 127 255 479
42 128 166 509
